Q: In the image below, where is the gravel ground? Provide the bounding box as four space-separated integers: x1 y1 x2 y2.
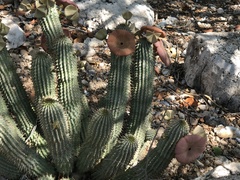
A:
147 0 240 179
0 0 240 179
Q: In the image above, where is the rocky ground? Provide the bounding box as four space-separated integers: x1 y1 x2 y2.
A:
147 1 240 179
0 0 240 179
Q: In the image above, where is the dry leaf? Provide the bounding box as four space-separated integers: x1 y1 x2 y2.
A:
155 91 166 100
181 96 198 108
0 5 5 10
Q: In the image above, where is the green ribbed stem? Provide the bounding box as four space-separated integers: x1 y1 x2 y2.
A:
38 4 64 52
116 119 189 179
128 38 154 135
127 38 155 164
0 47 36 134
145 128 157 141
32 51 56 103
37 1 90 146
93 134 138 180
53 36 86 151
38 97 73 174
77 108 114 174
0 47 48 158
0 155 22 179
0 96 55 176
104 54 132 149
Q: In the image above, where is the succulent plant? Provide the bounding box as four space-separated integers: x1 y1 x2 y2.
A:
0 0 193 179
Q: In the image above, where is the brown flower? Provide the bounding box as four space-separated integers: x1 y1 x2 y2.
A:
175 134 207 164
154 40 171 66
107 29 135 56
141 26 166 38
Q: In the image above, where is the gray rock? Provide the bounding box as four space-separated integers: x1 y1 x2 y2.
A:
214 156 230 165
224 162 240 174
231 147 240 158
211 165 230 178
1 16 26 49
75 0 154 31
217 8 224 14
184 32 240 112
204 116 226 127
84 37 105 48
73 42 96 57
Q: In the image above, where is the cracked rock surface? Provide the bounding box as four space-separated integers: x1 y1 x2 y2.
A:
184 32 240 112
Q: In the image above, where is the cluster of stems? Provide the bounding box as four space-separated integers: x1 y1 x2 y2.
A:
0 0 189 179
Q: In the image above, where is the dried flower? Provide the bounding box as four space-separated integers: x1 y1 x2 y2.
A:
107 29 135 56
141 26 166 38
154 40 171 66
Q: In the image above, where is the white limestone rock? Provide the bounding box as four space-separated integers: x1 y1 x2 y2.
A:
75 0 154 31
73 37 105 57
1 16 25 50
224 162 240 175
184 32 240 112
211 165 230 178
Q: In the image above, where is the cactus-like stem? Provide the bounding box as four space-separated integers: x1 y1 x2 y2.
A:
0 47 48 158
127 38 155 165
92 134 138 180
31 51 56 103
0 155 22 179
0 47 37 133
0 95 55 177
38 97 73 174
53 36 86 151
37 0 90 145
77 108 114 174
104 54 132 149
37 3 64 52
0 4 196 178
116 119 189 179
128 38 154 136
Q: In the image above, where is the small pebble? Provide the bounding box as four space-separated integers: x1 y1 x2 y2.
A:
231 147 240 158
165 95 176 102
210 6 216 11
190 117 199 125
177 111 185 119
219 139 228 145
99 62 105 67
229 139 237 145
217 8 224 14
204 116 219 127
81 79 89 86
214 125 238 138
211 165 230 178
88 69 96 75
198 104 208 111
214 156 229 165
161 68 171 76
